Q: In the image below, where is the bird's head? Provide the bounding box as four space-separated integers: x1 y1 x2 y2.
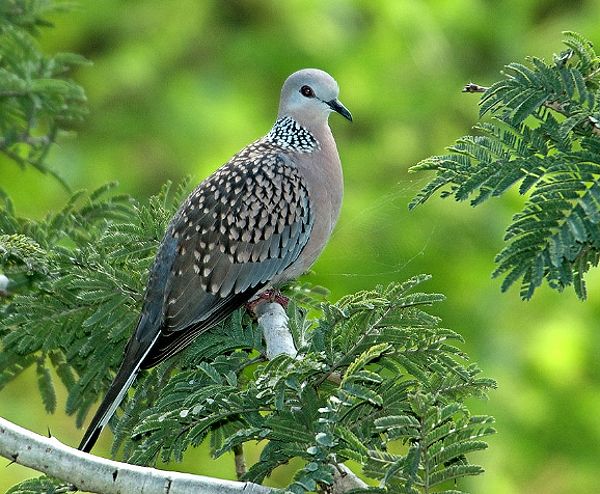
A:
278 68 352 125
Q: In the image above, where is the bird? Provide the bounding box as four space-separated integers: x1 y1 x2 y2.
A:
78 68 352 453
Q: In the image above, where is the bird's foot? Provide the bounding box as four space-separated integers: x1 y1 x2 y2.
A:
245 290 289 315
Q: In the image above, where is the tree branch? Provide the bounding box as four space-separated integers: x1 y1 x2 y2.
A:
0 417 274 494
462 82 488 93
0 133 51 149
256 301 365 493
255 302 297 359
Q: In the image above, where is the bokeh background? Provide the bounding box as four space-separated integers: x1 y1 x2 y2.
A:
2 1 600 492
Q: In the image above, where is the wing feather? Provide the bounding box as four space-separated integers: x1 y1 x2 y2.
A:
138 149 313 368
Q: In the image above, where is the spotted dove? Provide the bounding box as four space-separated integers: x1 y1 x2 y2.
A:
78 68 351 452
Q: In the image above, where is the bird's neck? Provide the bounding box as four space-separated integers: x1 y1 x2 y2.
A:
267 116 325 154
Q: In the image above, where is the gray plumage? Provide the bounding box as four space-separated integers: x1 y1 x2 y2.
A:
79 68 351 452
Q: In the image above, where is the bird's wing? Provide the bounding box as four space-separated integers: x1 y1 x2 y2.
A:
139 149 313 368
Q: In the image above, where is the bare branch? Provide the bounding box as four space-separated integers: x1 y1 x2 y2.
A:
0 134 51 149
255 302 297 359
0 417 274 494
0 303 363 493
256 302 365 493
588 115 600 136
544 100 567 113
462 81 600 137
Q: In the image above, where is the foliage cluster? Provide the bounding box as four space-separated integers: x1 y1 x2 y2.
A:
119 276 495 493
0 181 184 425
411 32 600 300
0 0 88 184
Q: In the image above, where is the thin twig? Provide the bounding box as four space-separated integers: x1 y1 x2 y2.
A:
462 82 489 93
584 65 600 81
0 133 51 148
235 355 267 373
462 80 600 137
233 444 247 480
313 302 396 388
544 100 568 113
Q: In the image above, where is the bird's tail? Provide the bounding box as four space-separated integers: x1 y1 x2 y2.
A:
78 358 141 452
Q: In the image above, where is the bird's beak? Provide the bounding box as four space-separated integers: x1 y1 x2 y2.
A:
326 99 353 122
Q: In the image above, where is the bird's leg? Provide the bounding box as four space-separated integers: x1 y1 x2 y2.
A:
264 289 290 308
245 289 289 316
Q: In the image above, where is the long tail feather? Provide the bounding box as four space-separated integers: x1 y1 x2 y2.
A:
78 360 140 452
78 330 160 453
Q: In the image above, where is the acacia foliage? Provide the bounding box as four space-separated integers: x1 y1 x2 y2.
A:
0 0 88 184
411 32 600 300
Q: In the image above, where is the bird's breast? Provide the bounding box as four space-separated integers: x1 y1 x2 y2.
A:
278 129 344 281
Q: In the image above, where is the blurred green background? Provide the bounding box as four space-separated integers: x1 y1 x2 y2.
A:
2 0 600 492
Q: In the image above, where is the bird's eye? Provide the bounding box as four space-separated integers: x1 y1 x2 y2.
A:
300 85 315 98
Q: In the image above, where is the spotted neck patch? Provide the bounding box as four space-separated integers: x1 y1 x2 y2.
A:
266 116 320 153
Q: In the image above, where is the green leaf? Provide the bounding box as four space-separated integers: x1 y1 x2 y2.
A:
6 476 67 494
36 357 56 413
